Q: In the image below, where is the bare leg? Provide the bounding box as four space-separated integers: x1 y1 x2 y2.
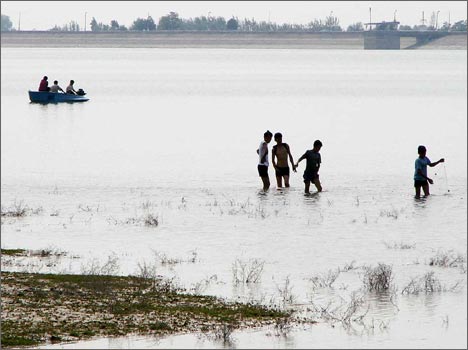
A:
304 181 311 194
415 186 421 199
276 175 283 188
313 178 322 192
284 175 290 188
422 184 430 197
261 176 270 192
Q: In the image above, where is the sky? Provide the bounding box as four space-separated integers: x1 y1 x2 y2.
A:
1 1 466 30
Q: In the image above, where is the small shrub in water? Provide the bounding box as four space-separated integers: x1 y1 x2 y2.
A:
144 214 159 227
402 272 442 294
428 249 466 268
363 263 393 291
232 258 264 284
213 324 234 344
309 268 340 289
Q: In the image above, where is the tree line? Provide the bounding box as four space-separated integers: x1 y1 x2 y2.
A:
1 12 467 32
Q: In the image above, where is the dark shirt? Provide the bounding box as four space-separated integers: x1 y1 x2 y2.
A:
302 150 321 174
38 79 48 91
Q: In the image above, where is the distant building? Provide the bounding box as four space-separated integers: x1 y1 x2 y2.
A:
365 21 400 31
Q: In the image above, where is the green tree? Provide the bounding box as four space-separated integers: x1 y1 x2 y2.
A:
110 20 119 30
226 18 238 31
347 22 364 32
451 20 467 31
1 14 13 31
439 22 450 31
131 16 156 31
399 24 412 31
69 20 80 31
325 14 342 31
157 12 182 30
90 17 99 31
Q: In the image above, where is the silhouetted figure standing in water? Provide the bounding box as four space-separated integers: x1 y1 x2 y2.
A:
414 145 444 199
257 130 273 192
272 132 296 188
296 140 323 194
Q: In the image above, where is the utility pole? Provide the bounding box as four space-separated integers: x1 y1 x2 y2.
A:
394 10 397 22
84 12 87 32
448 11 451 30
18 12 21 31
421 11 426 26
369 7 372 31
436 10 440 30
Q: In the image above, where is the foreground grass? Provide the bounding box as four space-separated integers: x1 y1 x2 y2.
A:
1 272 290 347
1 249 27 256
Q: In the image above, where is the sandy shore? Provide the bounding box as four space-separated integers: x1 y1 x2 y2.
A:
2 31 466 49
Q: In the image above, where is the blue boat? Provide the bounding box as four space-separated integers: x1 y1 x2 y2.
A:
28 91 89 103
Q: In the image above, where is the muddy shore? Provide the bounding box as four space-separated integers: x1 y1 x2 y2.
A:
1 269 295 347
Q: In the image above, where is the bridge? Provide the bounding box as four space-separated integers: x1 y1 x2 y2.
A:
364 30 452 49
363 21 455 49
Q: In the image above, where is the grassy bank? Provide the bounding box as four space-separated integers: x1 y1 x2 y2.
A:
1 271 291 347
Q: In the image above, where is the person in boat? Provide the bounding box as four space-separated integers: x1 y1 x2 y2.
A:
414 145 444 199
38 76 50 92
295 140 323 194
49 80 65 93
272 132 296 188
66 80 77 95
257 130 273 192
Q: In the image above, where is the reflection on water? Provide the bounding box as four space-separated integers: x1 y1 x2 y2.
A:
2 48 467 348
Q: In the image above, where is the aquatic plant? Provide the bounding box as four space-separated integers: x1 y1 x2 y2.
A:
213 324 235 345
136 261 159 280
401 271 462 294
80 253 120 276
428 249 466 268
308 268 341 288
190 274 219 295
383 241 416 250
275 276 296 307
144 213 159 227
363 263 393 291
340 260 358 272
232 258 265 284
1 200 29 217
273 316 293 337
309 290 368 327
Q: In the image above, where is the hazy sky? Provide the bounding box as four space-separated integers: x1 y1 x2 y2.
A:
1 1 466 30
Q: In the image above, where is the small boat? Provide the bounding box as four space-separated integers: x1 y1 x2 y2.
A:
28 91 89 103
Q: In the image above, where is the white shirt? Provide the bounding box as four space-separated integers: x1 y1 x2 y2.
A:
258 141 269 166
49 84 62 93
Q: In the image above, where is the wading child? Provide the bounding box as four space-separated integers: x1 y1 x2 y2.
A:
414 145 444 199
295 140 323 194
257 130 273 192
272 132 296 188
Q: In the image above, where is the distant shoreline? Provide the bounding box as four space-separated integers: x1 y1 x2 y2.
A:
2 31 467 49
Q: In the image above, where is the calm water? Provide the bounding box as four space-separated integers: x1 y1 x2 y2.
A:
1 48 467 349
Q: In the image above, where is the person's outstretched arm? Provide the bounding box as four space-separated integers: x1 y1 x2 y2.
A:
429 158 445 167
295 153 306 168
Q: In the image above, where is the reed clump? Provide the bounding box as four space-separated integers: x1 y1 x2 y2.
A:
363 263 393 291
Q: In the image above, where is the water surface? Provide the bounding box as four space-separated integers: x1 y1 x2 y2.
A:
1 48 467 349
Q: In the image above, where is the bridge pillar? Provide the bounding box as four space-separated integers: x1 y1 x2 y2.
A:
364 31 400 49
